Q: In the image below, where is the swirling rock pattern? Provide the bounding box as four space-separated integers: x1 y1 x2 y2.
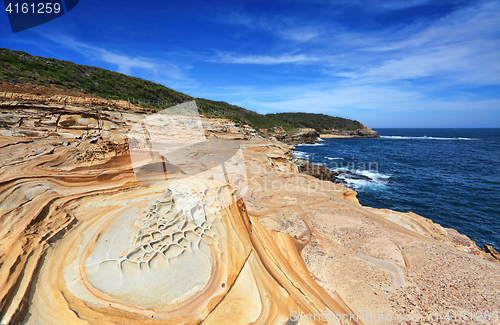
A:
1 101 499 325
0 103 359 325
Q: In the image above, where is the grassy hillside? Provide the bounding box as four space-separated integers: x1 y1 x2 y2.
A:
266 113 364 133
0 48 367 133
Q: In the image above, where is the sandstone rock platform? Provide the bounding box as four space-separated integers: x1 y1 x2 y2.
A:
0 100 499 325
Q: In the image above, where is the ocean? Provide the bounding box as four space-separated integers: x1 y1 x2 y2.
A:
293 128 500 249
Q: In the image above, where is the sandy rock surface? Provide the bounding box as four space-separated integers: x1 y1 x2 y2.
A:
0 102 499 325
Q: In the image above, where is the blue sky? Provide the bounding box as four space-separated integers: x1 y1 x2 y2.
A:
1 0 499 127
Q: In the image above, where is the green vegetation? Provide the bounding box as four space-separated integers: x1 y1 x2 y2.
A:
0 48 256 121
244 113 292 131
0 48 190 103
0 48 367 133
265 113 364 133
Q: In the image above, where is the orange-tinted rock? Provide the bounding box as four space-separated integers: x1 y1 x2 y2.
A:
1 100 499 325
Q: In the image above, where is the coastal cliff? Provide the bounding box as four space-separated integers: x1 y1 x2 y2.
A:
262 127 320 144
320 125 379 138
260 113 379 141
0 97 499 325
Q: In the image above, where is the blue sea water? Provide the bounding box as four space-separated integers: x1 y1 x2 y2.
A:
293 128 500 249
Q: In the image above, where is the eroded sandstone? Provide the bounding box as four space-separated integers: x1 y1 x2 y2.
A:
0 101 498 325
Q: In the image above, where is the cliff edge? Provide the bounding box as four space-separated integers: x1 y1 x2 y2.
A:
0 97 498 325
320 125 379 138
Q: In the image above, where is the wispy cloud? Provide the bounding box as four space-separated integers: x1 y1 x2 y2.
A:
37 33 192 82
196 81 500 128
292 0 455 11
351 44 500 85
212 52 319 65
8 0 497 127
99 51 156 75
194 1 500 127
213 1 499 86
340 0 434 10
280 27 320 42
219 10 322 43
201 83 423 112
317 1 500 86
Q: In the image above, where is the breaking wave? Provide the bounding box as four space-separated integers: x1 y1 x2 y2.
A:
380 136 476 140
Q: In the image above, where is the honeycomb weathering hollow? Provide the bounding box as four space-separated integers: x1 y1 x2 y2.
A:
84 186 222 308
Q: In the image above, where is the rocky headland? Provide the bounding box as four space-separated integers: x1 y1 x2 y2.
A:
261 124 379 143
0 95 499 325
319 125 379 139
262 127 320 144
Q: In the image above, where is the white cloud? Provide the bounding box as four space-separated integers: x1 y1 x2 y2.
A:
213 53 319 65
377 0 434 10
226 84 424 113
201 82 499 127
318 1 500 86
99 51 156 75
294 0 448 11
212 1 500 85
25 0 499 127
37 33 193 82
219 10 321 43
187 0 500 126
280 27 321 42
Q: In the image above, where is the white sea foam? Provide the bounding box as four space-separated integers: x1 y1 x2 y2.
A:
380 136 476 140
339 177 386 191
325 156 344 160
335 168 391 180
333 167 391 191
358 169 391 180
296 142 325 147
293 151 310 159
